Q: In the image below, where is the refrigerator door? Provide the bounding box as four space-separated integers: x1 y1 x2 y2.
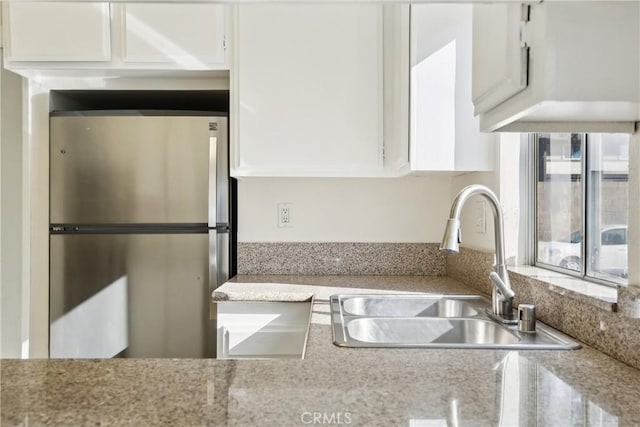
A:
50 233 216 358
50 113 228 225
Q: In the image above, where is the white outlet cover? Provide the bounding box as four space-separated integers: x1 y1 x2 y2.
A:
277 203 293 228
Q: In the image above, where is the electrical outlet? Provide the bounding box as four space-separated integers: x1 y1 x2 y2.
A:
278 203 292 228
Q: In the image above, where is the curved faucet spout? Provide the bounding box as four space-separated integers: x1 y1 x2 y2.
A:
440 219 461 253
440 184 515 323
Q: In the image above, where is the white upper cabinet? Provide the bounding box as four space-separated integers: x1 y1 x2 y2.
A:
473 2 640 133
2 2 228 72
232 4 386 177
471 4 528 116
121 3 226 68
409 4 494 173
3 2 111 62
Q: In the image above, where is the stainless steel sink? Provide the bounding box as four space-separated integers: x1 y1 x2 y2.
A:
331 294 581 350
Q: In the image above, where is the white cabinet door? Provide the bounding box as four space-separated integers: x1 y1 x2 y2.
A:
474 2 639 133
471 4 528 115
410 4 493 173
3 2 111 62
233 4 383 177
216 301 311 359
121 3 226 68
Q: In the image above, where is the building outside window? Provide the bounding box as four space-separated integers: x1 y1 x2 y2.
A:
534 133 629 286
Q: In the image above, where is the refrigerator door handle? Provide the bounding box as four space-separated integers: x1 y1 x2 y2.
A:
208 122 218 228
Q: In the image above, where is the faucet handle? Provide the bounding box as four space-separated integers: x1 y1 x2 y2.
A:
489 272 515 300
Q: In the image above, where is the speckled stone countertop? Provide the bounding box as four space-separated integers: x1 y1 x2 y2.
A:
3 275 640 426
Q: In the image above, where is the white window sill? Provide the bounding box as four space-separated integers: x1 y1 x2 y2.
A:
508 265 618 312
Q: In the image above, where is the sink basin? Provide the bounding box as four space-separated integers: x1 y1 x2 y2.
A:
331 294 581 350
342 295 479 317
347 317 519 346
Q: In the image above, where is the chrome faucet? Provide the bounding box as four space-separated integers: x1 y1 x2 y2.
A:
440 184 517 324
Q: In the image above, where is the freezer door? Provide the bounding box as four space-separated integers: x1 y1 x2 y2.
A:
50 233 215 358
50 114 227 225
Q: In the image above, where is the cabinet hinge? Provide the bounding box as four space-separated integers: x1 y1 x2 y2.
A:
519 22 531 48
519 4 532 87
519 5 532 48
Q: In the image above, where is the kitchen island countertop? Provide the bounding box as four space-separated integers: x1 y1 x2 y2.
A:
2 275 640 426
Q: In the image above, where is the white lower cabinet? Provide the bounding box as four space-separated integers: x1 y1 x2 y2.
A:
231 4 389 178
215 301 312 359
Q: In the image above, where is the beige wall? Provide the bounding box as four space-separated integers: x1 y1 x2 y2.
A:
237 176 453 243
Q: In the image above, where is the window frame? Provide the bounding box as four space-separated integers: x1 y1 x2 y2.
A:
531 133 626 288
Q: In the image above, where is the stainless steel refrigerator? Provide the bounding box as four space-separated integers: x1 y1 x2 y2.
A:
49 111 230 358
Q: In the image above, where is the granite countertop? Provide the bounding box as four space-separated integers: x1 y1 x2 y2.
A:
3 275 640 426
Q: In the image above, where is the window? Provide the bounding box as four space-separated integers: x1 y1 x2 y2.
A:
534 133 629 286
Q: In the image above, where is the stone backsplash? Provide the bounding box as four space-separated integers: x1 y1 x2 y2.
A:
237 242 446 276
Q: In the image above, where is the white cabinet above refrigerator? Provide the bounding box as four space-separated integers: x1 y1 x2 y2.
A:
2 2 229 74
2 2 112 62
472 2 640 133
